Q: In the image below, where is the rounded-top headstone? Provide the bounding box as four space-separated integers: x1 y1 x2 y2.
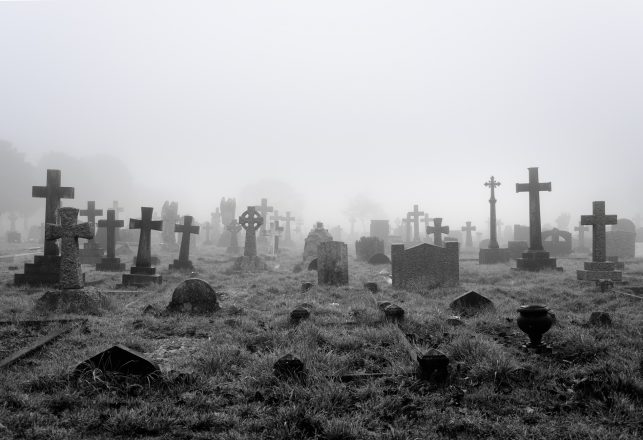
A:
290 306 311 323
613 219 636 234
273 353 305 380
368 253 391 265
384 304 405 322
167 278 220 314
307 258 318 271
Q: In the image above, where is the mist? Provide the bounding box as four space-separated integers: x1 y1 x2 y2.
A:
1 1 642 234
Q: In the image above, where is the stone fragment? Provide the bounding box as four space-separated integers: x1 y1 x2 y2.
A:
446 315 464 326
384 304 404 322
290 307 310 323
449 291 494 315
301 282 313 293
167 278 220 314
417 348 449 381
363 282 378 293
74 344 160 376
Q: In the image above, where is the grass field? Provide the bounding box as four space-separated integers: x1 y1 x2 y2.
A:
0 243 642 439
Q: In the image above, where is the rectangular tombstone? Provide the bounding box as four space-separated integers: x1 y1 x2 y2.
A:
391 242 459 290
317 241 349 286
606 231 635 259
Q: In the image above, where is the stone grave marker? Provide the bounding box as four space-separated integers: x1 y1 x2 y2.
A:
161 201 179 248
226 220 242 255
402 216 411 243
273 220 284 254
169 215 200 270
574 222 590 254
577 201 622 281
407 204 425 243
218 198 237 247
542 228 573 257
607 218 636 259
254 198 273 250
479 176 510 264
514 168 560 271
330 225 343 242
45 207 95 289
277 211 296 246
449 291 495 315
355 236 385 261
202 222 213 245
317 241 349 286
15 169 74 286
461 221 476 248
96 209 126 271
232 206 267 271
122 207 163 286
426 218 449 247
303 222 333 260
391 242 459 290
79 201 105 264
370 220 390 245
210 207 222 244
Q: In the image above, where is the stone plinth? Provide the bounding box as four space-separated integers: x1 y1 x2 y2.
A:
515 250 560 272
14 255 61 285
576 261 622 282
96 257 125 272
169 259 194 271
232 255 267 272
122 266 162 286
479 248 510 264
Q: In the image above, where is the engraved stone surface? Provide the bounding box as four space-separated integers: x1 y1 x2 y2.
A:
391 242 459 290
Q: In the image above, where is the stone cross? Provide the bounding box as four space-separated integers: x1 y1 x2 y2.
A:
407 204 425 242
80 201 103 245
130 207 163 267
402 216 411 243
254 198 273 235
516 167 551 251
461 221 476 248
8 212 18 231
45 207 94 289
484 176 501 249
226 220 242 253
112 201 124 219
581 201 617 263
277 211 295 243
175 215 200 264
33 169 75 256
98 209 124 259
203 222 213 244
239 206 263 257
574 222 589 249
426 218 449 246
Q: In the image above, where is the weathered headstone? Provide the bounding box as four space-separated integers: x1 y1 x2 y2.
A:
479 176 510 264
607 218 636 259
461 221 476 248
169 215 200 270
96 209 126 271
317 241 349 286
122 207 163 286
426 218 449 247
161 201 179 248
542 228 573 257
402 216 411 243
577 201 622 281
254 198 273 237
167 278 220 313
225 220 242 255
370 220 390 246
272 221 284 254
514 168 560 271
45 207 95 289
15 169 74 286
79 201 105 264
355 236 385 261
303 222 333 260
210 208 222 244
391 242 459 290
217 199 237 247
368 253 391 264
407 205 425 243
574 222 590 253
232 206 267 271
75 345 160 377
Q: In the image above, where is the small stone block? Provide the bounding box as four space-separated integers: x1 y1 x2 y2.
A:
290 307 310 323
588 311 612 327
363 282 379 293
384 304 404 322
417 348 449 381
122 273 162 286
74 344 160 376
301 282 313 293
273 353 305 380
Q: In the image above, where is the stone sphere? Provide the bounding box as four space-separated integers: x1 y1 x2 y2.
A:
167 278 220 314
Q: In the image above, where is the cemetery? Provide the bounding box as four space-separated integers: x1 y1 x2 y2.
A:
1 3 642 439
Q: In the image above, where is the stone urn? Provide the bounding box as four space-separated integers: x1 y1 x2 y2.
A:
517 305 553 349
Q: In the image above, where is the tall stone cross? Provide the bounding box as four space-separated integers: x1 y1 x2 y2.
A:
574 222 589 249
484 176 501 249
461 221 476 248
80 201 103 244
98 209 124 259
516 167 551 251
407 204 425 242
254 198 273 235
581 201 617 263
45 207 94 289
33 169 75 256
130 207 163 267
240 207 263 257
427 218 449 246
175 215 200 264
8 212 18 231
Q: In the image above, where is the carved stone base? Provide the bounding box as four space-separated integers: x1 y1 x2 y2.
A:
122 266 162 286
515 250 561 272
96 257 125 272
576 261 622 281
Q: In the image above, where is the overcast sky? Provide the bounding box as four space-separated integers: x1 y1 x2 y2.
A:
1 1 642 233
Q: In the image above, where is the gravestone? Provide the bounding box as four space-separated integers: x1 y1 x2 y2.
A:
6 212 21 243
169 215 200 270
217 198 236 247
226 220 242 255
370 220 390 246
79 201 105 264
391 242 459 290
479 176 510 264
426 218 449 247
75 345 159 377
407 205 424 243
461 221 476 248
479 239 490 249
96 209 126 272
449 291 494 315
122 207 163 286
303 222 333 260
232 206 267 271
45 207 95 289
254 198 273 249
210 208 222 244
355 236 385 261
577 201 622 281
330 225 343 242
607 218 636 259
574 222 590 254
317 241 349 286
167 278 219 313
272 221 284 254
15 169 74 286
278 211 296 246
542 228 573 257
202 222 213 245
514 168 560 271
161 201 179 248
368 253 391 264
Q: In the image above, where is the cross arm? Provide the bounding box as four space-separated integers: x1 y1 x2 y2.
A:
73 223 95 240
150 220 163 231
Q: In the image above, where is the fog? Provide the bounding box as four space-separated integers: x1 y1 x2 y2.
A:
1 1 642 234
